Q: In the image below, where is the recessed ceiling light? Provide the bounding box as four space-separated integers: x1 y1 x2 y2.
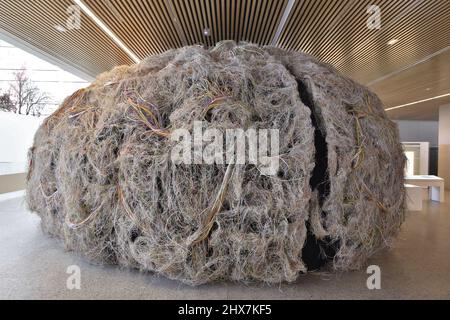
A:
203 28 211 37
54 25 67 33
387 39 399 46
425 88 431 91
385 92 450 111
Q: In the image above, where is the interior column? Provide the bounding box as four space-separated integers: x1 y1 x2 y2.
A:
438 104 450 190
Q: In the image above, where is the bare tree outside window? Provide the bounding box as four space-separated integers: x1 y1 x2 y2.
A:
8 68 51 117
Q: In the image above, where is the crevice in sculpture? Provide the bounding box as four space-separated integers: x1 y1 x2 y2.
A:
295 77 338 271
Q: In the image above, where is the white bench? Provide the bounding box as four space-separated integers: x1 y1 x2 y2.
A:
404 184 423 211
405 175 445 203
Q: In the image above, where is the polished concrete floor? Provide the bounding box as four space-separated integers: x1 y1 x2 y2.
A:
1 194 449 300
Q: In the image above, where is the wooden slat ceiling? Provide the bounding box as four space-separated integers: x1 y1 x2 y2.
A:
169 0 289 47
373 48 450 120
0 0 449 120
84 0 289 57
278 0 450 84
275 0 450 120
0 0 133 78
386 95 450 121
83 0 182 57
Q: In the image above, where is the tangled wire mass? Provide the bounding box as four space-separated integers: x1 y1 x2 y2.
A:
26 41 406 285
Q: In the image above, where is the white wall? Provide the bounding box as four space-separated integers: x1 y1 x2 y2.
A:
395 120 439 147
0 111 42 165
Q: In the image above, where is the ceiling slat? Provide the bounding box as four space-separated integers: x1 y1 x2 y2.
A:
0 0 132 77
